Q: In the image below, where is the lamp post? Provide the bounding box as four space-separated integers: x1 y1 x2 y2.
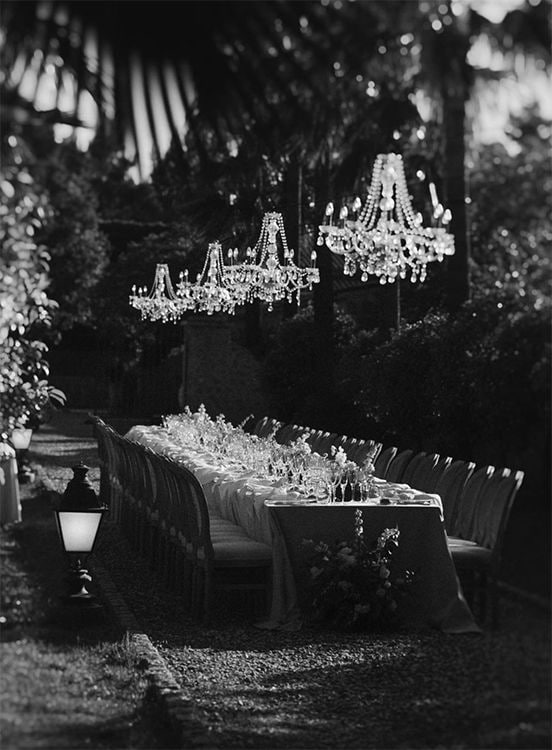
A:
54 463 106 607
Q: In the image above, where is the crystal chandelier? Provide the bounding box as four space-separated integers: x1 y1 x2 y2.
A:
129 243 246 322
129 263 193 323
183 241 242 315
317 153 455 284
241 212 320 311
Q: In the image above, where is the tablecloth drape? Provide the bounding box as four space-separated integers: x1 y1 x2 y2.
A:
0 451 21 525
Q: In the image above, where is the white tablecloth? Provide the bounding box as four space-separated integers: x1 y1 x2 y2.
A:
0 453 21 525
126 425 479 633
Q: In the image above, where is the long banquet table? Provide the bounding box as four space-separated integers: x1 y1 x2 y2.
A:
126 425 480 634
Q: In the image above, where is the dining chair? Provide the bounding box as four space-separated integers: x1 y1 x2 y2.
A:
140 447 162 564
168 461 272 621
259 417 283 439
110 432 136 535
435 459 476 534
447 467 524 628
401 452 440 491
306 429 325 453
322 433 343 456
151 451 185 579
155 453 186 589
351 440 383 467
424 455 453 494
384 448 414 483
373 446 398 479
252 416 270 436
290 424 312 442
313 432 336 457
449 465 494 540
88 415 111 507
121 438 146 551
90 415 124 522
239 414 257 433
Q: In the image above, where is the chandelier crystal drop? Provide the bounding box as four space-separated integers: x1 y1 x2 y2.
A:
242 212 320 311
317 153 455 285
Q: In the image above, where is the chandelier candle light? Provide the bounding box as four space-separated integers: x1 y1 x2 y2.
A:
241 212 320 311
317 152 455 286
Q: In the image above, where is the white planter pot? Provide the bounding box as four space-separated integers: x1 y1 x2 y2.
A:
11 428 33 451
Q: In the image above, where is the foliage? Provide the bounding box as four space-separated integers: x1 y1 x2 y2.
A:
469 111 552 309
0 133 65 432
92 224 204 374
261 303 366 431
0 338 66 431
302 526 414 631
0 141 54 345
33 141 111 329
336 288 551 465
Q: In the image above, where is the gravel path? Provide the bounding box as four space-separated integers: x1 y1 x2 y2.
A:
28 411 551 750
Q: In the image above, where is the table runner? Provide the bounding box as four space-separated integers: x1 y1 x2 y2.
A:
125 425 479 633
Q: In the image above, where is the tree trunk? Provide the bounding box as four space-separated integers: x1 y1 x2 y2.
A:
312 167 335 412
441 23 471 312
283 157 301 319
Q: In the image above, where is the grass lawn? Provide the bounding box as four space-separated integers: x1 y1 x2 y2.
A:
0 485 168 749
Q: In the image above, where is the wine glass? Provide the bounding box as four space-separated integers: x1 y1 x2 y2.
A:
338 464 351 502
348 466 359 502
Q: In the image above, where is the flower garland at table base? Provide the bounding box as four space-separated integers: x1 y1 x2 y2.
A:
301 524 415 632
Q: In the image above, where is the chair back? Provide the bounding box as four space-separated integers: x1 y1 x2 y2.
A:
287 425 311 443
142 446 160 518
273 424 294 444
312 432 336 457
402 452 440 492
453 465 494 540
89 416 115 506
466 468 524 553
425 455 453 494
306 429 326 453
385 449 414 483
351 440 382 467
252 417 270 436
374 446 398 479
239 414 257 433
259 417 283 438
436 459 476 533
340 437 360 461
168 461 214 565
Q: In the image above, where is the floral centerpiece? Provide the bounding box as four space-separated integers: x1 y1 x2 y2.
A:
302 523 415 631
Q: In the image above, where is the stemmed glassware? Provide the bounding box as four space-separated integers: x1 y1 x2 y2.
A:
161 405 384 504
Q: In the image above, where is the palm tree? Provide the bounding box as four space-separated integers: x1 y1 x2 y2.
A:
2 0 549 310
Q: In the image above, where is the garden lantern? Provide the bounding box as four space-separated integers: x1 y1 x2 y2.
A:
54 463 106 606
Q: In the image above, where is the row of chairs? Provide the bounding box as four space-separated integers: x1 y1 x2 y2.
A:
246 415 524 627
247 416 383 467
90 416 272 621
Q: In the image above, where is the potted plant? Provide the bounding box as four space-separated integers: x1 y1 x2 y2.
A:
0 337 66 481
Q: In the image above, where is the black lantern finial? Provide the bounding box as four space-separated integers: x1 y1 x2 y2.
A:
61 463 101 510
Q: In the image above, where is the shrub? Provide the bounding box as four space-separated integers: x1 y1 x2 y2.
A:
337 288 551 468
261 304 368 432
